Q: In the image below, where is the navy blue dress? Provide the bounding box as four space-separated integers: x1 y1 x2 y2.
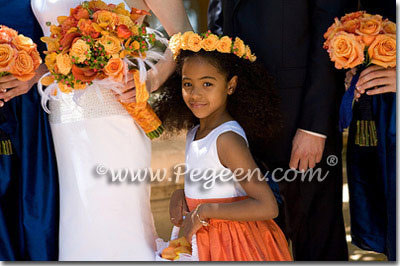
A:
0 0 59 260
346 2 396 261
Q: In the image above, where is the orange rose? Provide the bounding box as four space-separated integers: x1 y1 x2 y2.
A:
200 34 219 51
129 8 151 23
58 82 73 94
12 34 36 52
60 17 78 35
117 24 132 39
368 34 396 68
327 32 365 69
356 15 382 46
0 25 18 44
340 11 365 23
77 19 100 39
29 49 42 69
324 18 342 39
342 19 360 34
70 6 90 21
93 10 118 29
382 19 396 34
104 58 124 82
0 44 15 71
180 31 193 50
216 36 232 53
71 64 97 82
9 50 35 81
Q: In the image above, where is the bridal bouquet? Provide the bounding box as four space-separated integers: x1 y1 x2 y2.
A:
0 25 42 81
39 0 165 139
323 11 396 146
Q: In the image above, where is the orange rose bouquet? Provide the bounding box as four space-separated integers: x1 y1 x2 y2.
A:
0 25 42 82
323 11 396 146
38 0 166 139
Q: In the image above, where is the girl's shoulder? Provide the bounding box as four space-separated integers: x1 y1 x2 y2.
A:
214 121 249 147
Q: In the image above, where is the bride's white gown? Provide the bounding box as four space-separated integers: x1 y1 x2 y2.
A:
31 0 157 261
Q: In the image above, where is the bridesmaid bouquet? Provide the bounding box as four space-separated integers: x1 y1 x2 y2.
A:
0 25 42 81
323 11 396 146
0 25 42 156
39 0 166 139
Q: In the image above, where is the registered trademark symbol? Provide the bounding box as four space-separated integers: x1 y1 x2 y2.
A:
327 155 338 166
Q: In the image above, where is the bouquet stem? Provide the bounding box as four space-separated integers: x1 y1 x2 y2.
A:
120 70 164 139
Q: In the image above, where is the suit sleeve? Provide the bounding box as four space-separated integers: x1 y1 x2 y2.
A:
207 0 224 35
298 0 347 136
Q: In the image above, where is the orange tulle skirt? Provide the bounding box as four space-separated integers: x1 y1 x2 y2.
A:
186 196 293 261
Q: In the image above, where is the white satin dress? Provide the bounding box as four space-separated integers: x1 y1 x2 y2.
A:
31 0 157 261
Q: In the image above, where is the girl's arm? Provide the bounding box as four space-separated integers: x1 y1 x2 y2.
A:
182 132 279 240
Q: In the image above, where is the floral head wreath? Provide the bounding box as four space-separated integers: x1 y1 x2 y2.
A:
169 30 257 62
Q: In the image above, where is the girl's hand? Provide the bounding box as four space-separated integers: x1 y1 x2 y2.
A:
181 205 206 242
355 65 396 99
169 189 189 227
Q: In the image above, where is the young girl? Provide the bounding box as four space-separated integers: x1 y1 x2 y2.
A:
154 31 292 261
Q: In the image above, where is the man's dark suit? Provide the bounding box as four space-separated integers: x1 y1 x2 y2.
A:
208 0 356 260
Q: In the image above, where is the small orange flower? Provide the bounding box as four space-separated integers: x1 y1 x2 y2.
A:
216 36 232 53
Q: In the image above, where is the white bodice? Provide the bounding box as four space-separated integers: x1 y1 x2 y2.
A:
184 121 248 200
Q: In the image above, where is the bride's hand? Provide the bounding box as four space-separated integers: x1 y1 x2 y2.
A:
114 72 136 103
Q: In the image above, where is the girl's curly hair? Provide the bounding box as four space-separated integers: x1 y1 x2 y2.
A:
153 49 282 155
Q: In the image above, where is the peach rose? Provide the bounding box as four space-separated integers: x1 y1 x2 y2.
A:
187 33 202 52
200 34 219 51
233 37 245 57
9 50 35 81
356 15 382 46
244 45 256 62
216 36 232 53
98 35 121 56
368 34 396 68
168 32 182 55
382 19 396 34
12 34 36 52
327 32 365 69
0 44 15 71
104 58 124 82
70 39 90 63
56 53 72 75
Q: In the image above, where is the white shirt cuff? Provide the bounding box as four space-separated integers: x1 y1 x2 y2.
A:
298 129 327 139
